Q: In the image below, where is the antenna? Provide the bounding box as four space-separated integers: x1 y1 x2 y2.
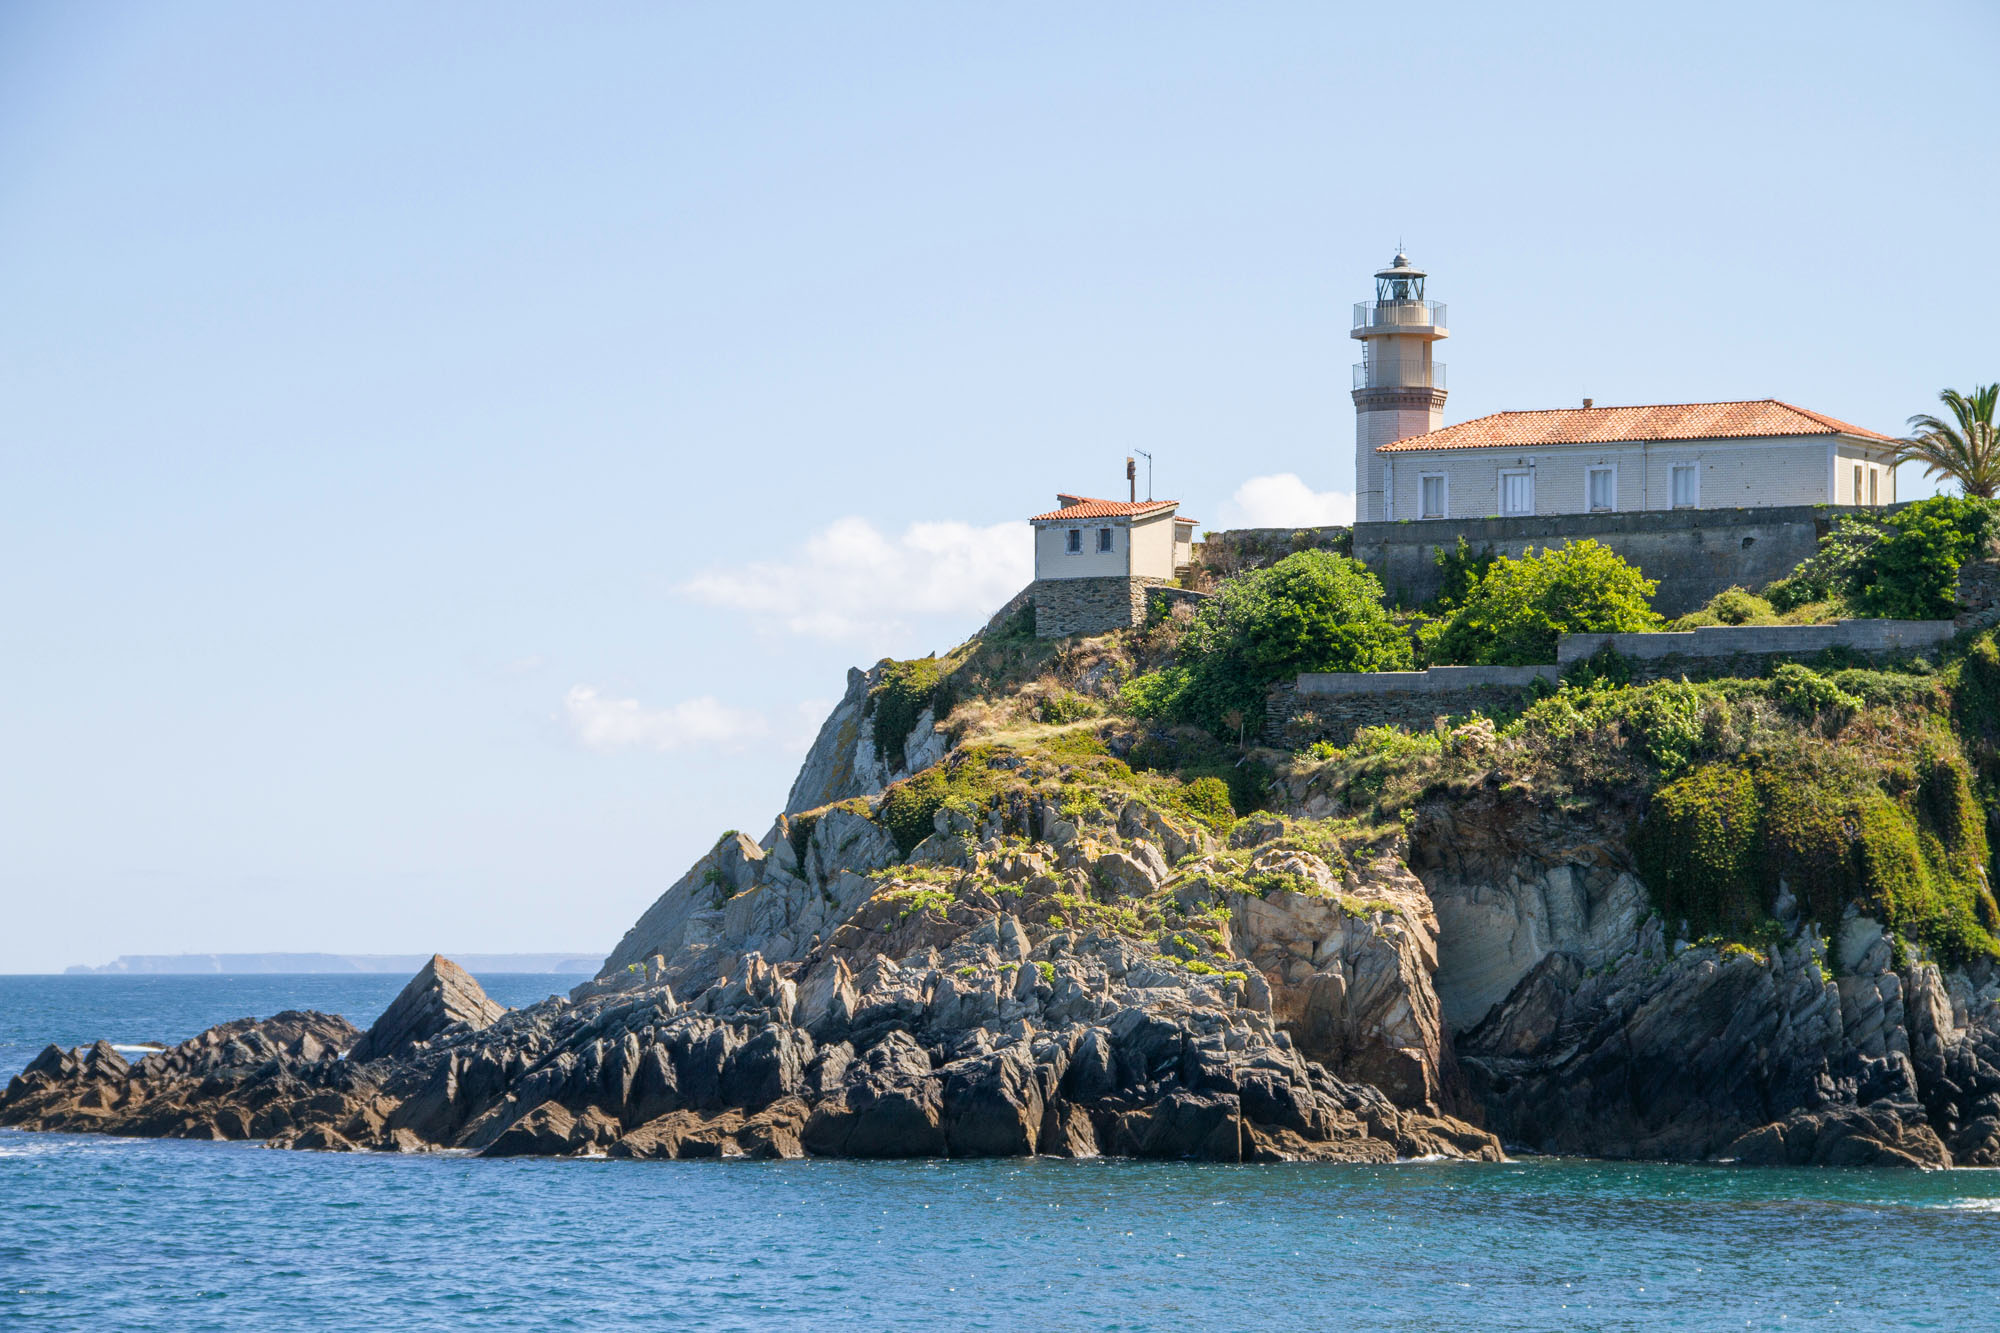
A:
1132 449 1154 501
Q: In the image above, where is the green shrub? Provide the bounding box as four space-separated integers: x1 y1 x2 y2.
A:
1770 512 1888 609
1427 536 1497 612
1345 724 1446 761
1770 663 1860 720
1709 586 1776 625
1173 775 1236 831
1156 551 1412 732
1627 678 1706 774
1038 690 1098 725
877 755 998 857
1854 498 1986 619
1562 643 1633 690
1121 667 1191 722
869 657 944 758
1775 496 1994 619
1431 539 1663 666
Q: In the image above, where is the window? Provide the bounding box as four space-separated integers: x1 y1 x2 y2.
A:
1671 464 1698 509
1499 469 1534 515
1853 464 1863 504
1419 473 1446 519
1868 467 1879 506
1066 528 1081 553
1097 527 1114 553
1586 466 1616 513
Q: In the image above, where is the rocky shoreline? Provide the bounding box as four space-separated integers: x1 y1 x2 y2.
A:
11 613 2000 1168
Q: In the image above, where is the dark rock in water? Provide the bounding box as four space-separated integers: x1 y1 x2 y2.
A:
1724 1104 1951 1169
350 955 505 1064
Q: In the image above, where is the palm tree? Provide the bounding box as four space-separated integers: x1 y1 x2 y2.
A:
1897 384 2000 499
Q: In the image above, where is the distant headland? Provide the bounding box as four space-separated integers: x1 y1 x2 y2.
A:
62 953 600 976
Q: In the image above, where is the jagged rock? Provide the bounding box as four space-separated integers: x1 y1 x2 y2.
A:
1724 1105 1951 1169
802 1031 946 1157
349 956 505 1064
481 1102 622 1158
612 1099 810 1160
941 1045 1044 1156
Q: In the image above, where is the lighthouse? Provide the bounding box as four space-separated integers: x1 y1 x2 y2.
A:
1351 251 1448 522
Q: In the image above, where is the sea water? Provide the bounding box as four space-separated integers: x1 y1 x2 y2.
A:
4 977 1999 1331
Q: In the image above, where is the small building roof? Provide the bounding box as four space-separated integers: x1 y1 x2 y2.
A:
1376 399 1896 453
1031 494 1182 522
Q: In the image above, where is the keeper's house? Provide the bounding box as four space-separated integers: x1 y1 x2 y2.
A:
1028 495 1196 637
1373 399 1901 522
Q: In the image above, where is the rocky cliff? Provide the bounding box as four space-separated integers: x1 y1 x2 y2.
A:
9 594 2000 1168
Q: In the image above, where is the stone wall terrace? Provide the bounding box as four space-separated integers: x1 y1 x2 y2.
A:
1268 617 1959 746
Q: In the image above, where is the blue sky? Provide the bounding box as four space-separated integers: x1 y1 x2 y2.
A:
3 2 1996 972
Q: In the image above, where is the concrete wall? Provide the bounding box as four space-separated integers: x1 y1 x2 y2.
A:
1558 619 1957 665
1351 503 1882 615
1379 434 1898 523
1033 576 1163 638
1268 616 1956 745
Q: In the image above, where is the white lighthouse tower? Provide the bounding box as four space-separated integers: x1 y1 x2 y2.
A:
1351 251 1448 522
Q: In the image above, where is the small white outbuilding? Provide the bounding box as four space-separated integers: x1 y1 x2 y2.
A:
1029 494 1196 583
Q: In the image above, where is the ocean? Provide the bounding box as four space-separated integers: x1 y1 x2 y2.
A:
4 975 1998 1331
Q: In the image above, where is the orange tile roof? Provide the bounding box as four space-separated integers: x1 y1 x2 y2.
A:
1376 399 1897 453
1031 495 1181 521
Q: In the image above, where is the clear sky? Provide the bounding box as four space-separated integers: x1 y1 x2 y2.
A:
3 2 1996 972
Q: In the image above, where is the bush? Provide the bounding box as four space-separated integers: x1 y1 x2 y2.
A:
1562 644 1633 690
1037 690 1098 724
1173 775 1236 831
1431 539 1663 666
876 754 998 857
1773 496 1995 619
1710 586 1776 625
1770 663 1860 720
1771 513 1886 609
870 657 944 759
1627 678 1706 774
1853 498 1990 619
1139 550 1411 732
1427 537 1496 612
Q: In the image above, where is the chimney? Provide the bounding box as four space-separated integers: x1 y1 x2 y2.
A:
1582 398 1594 409
1126 457 1136 502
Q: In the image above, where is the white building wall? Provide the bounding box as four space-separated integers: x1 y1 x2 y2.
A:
1381 434 1897 519
1128 511 1179 580
1832 442 1897 506
1033 521 1131 580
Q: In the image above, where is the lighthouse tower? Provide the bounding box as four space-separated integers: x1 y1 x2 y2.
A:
1351 251 1448 522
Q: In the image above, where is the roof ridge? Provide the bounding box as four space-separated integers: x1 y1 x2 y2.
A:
1379 398 1896 453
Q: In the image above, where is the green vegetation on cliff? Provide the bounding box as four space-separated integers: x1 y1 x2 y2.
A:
1121 550 1410 732
1427 539 1664 666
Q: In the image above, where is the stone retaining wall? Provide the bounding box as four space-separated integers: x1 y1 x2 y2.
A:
1033 576 1163 638
1351 505 1892 616
1269 617 1959 746
1558 619 1957 666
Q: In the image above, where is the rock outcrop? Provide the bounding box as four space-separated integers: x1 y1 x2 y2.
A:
12 600 1998 1171
348 954 506 1063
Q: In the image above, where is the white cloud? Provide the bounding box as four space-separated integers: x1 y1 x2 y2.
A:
679 515 1033 639
562 687 769 753
1216 473 1354 529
